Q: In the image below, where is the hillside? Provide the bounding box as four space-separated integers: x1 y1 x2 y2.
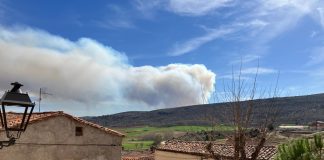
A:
85 93 324 127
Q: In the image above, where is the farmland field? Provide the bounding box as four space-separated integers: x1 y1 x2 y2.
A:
115 125 234 150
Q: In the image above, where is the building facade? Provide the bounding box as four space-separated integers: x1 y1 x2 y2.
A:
0 111 124 160
309 121 324 130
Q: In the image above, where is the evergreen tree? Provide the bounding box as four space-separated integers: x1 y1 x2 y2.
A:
275 134 323 160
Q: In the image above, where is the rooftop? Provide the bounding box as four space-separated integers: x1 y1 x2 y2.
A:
156 140 277 160
0 111 125 137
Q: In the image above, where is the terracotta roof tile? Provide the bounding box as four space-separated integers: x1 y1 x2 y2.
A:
156 140 277 160
0 111 125 137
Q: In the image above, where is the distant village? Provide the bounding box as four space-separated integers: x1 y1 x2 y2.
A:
123 121 324 160
0 82 323 160
1 110 322 160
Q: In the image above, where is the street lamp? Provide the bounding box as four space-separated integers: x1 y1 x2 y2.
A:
0 82 35 148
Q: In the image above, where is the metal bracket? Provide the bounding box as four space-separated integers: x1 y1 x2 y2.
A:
0 137 16 149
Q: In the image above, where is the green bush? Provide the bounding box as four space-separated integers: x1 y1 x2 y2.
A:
275 134 323 160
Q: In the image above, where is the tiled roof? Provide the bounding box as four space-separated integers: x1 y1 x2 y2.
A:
0 111 125 137
156 140 277 160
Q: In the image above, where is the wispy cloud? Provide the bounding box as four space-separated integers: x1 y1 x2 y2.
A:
225 0 322 60
229 54 261 65
317 7 324 27
95 4 135 29
168 28 233 56
222 1 324 79
241 67 277 75
133 0 162 18
219 67 277 80
310 31 318 38
134 0 232 17
218 74 251 81
168 19 268 56
96 19 135 29
167 0 232 16
134 0 323 57
249 0 321 42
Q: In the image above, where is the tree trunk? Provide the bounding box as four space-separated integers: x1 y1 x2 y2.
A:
234 134 240 159
250 137 266 160
239 132 247 160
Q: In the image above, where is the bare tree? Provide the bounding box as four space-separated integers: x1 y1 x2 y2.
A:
207 62 281 160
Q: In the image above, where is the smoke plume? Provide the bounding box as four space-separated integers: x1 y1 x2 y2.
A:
0 26 216 110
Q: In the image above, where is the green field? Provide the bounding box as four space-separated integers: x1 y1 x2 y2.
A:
122 140 154 150
115 125 234 150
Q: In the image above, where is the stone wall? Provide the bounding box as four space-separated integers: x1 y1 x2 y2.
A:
0 116 123 160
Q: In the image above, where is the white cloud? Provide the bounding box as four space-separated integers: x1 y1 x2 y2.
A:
96 5 135 29
229 54 261 65
96 19 135 29
134 0 232 17
167 0 232 16
317 7 324 27
219 67 277 80
219 0 323 61
135 0 323 57
218 74 251 81
257 0 322 37
133 0 162 18
241 67 277 75
242 19 269 28
310 31 318 38
168 19 269 56
168 28 233 56
0 26 216 111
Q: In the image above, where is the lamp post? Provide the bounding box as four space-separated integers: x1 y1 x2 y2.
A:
0 82 35 148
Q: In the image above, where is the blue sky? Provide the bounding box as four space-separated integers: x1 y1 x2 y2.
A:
0 0 324 116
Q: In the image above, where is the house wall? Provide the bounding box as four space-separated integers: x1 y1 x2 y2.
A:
309 122 324 131
317 123 324 130
155 150 211 160
0 116 123 160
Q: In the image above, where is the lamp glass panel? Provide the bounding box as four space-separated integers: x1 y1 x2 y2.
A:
4 105 32 130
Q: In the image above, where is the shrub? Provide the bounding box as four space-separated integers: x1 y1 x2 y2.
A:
275 134 323 160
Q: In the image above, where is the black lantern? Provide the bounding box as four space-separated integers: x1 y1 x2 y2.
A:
0 82 35 148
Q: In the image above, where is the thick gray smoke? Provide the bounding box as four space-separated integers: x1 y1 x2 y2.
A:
0 26 215 109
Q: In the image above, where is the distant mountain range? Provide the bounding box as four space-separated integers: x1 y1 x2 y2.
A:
84 93 324 128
